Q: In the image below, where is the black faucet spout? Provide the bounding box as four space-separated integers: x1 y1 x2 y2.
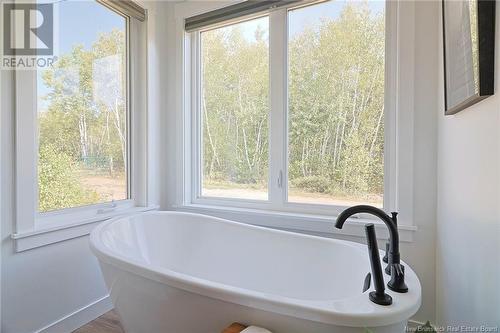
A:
335 205 399 260
335 205 408 293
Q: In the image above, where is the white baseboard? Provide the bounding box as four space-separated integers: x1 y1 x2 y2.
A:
37 295 113 333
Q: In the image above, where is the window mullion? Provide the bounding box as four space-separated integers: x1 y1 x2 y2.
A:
268 9 287 208
15 70 38 233
130 18 147 206
384 0 399 213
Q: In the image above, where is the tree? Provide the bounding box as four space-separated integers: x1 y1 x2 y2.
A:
38 145 100 212
202 3 385 201
39 29 126 173
202 22 269 185
288 3 385 198
38 29 127 211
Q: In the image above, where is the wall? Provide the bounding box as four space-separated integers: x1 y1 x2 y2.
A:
400 0 439 323
436 3 500 327
1 38 109 333
165 0 440 325
0 2 168 332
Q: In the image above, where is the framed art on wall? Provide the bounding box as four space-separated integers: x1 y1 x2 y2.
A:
442 0 495 115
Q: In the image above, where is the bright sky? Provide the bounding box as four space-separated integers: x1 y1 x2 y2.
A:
236 0 384 41
38 0 125 112
289 0 384 37
56 0 125 55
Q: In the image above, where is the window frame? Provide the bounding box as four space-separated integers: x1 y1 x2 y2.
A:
176 0 417 239
187 1 398 218
13 0 153 248
191 14 274 208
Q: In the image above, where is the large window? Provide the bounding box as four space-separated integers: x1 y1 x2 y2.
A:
190 0 387 212
200 17 269 200
37 1 128 212
288 1 385 207
14 0 148 244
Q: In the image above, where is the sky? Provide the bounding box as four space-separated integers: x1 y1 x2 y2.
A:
38 0 125 112
289 0 384 37
231 0 385 42
55 0 125 55
49 0 384 53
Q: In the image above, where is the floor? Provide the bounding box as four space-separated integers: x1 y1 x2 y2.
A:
73 311 124 333
73 310 247 333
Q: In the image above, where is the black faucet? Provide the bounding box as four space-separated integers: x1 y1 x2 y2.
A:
383 212 398 273
365 223 392 305
335 205 408 293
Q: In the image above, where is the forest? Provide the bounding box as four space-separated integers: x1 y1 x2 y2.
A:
201 3 385 204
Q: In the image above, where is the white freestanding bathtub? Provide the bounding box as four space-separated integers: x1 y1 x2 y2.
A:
90 211 421 333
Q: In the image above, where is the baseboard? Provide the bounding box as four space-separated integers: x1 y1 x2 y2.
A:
37 295 113 333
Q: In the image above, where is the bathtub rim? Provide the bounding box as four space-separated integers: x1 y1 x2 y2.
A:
90 211 422 328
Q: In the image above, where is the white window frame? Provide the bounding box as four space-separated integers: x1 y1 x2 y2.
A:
12 0 155 252
175 0 417 240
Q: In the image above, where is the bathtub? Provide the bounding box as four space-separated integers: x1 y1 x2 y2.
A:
90 211 421 333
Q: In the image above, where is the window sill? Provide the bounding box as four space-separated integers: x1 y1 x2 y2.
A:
11 205 159 252
174 204 417 242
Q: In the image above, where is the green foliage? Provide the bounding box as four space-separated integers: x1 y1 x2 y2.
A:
288 3 385 197
202 3 385 200
202 21 269 186
291 176 331 194
39 29 126 172
38 29 127 211
38 146 100 212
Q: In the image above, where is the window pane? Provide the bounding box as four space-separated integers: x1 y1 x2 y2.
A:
200 17 269 200
37 1 128 212
288 1 385 207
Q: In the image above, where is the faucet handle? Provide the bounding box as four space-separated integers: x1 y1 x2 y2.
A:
388 263 408 293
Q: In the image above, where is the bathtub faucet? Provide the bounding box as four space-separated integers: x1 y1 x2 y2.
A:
335 205 408 293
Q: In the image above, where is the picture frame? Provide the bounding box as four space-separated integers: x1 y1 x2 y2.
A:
442 0 495 115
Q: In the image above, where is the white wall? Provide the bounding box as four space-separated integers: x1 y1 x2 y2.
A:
0 2 168 332
436 3 500 327
0 48 111 333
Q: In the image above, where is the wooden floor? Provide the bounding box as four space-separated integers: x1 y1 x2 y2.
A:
73 311 124 333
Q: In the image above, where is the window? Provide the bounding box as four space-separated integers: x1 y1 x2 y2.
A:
37 1 128 212
188 0 389 214
287 1 385 207
200 17 270 200
14 0 148 241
